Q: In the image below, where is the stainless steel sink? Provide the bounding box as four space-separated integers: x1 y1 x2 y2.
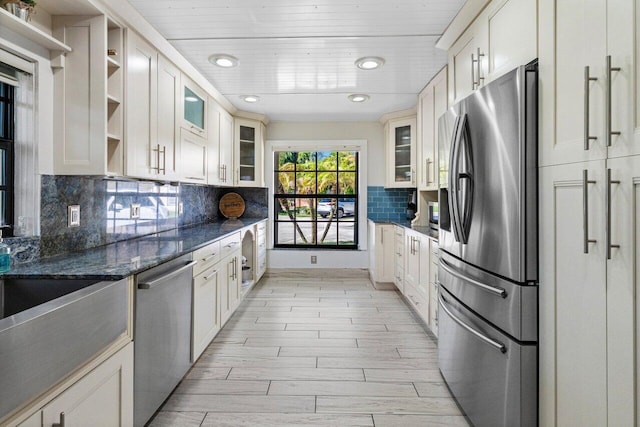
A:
1 278 97 319
0 278 129 420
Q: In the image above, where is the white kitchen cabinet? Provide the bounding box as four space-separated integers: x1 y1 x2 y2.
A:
256 220 267 281
40 342 133 427
447 16 488 105
393 226 405 292
385 115 417 188
538 1 640 425
234 118 264 187
156 54 181 180
443 0 536 105
417 67 447 191
125 30 158 180
51 15 124 176
192 264 220 362
208 101 234 186
428 239 439 336
220 252 240 325
181 74 208 140
539 0 640 166
404 230 421 290
539 161 608 427
179 128 207 184
367 221 395 284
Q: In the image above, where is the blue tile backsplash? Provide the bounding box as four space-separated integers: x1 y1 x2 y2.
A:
367 186 414 222
35 175 268 259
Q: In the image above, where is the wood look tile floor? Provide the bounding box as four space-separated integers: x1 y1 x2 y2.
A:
150 270 469 427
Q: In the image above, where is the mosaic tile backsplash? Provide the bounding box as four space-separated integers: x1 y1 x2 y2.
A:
367 186 415 222
38 175 268 258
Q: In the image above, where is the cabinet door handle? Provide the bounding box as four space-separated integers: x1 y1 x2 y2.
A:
606 55 621 147
203 270 218 281
583 169 597 253
471 52 477 89
606 168 620 259
426 159 433 185
381 230 384 245
152 144 161 172
584 66 598 150
471 48 485 89
52 412 65 427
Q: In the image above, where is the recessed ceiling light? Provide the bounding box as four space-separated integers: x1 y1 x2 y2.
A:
209 54 238 68
348 94 370 103
355 57 385 70
241 95 260 103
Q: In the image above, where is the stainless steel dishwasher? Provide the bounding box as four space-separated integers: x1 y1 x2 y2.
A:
134 254 196 427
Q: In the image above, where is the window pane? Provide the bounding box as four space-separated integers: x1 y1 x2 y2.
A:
0 149 6 186
276 222 295 245
0 103 5 139
296 172 316 194
317 172 337 194
275 172 295 194
338 172 356 194
296 151 316 171
318 220 337 245
338 151 357 171
317 151 336 171
275 151 297 170
0 190 5 226
338 221 356 245
275 197 297 220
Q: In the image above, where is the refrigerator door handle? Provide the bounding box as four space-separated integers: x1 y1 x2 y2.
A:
439 292 506 353
455 114 474 244
440 258 507 298
449 116 464 243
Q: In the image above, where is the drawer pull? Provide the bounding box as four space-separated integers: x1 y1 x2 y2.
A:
440 259 506 298
53 412 66 427
203 270 218 281
439 293 506 353
202 253 218 262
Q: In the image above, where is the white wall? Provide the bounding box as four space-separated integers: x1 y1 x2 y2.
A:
265 121 384 269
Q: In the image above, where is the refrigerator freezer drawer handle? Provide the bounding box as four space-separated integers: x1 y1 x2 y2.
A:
138 260 198 289
439 259 507 298
439 294 506 354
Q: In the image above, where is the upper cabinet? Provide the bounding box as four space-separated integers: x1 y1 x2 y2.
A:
181 75 208 140
382 113 417 188
125 30 157 180
234 117 265 187
125 32 182 181
207 100 234 186
439 0 537 105
51 15 125 176
539 0 640 167
417 66 448 191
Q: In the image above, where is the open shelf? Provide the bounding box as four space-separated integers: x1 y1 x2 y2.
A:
0 7 71 52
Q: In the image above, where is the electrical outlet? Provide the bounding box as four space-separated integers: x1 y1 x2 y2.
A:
130 203 141 219
67 205 80 227
311 255 317 264
178 202 184 216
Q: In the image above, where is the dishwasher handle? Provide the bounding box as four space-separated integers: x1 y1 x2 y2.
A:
138 260 198 289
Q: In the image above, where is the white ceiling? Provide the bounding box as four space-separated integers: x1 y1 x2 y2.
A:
128 0 466 122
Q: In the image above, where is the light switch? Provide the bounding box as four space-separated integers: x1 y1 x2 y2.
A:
67 205 80 227
130 203 141 219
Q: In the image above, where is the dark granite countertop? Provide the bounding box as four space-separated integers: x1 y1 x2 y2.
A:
368 218 439 240
2 218 267 280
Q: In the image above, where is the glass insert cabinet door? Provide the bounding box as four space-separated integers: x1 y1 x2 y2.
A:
386 116 416 188
239 125 256 182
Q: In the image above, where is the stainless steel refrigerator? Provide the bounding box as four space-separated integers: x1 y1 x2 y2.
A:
437 62 538 427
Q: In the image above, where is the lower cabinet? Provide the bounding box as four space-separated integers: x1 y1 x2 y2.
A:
20 343 134 427
220 252 241 325
401 228 439 337
394 226 405 292
367 221 395 284
192 265 221 362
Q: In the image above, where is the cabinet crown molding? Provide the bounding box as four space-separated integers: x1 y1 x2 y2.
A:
379 107 417 124
436 0 491 50
235 110 269 125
